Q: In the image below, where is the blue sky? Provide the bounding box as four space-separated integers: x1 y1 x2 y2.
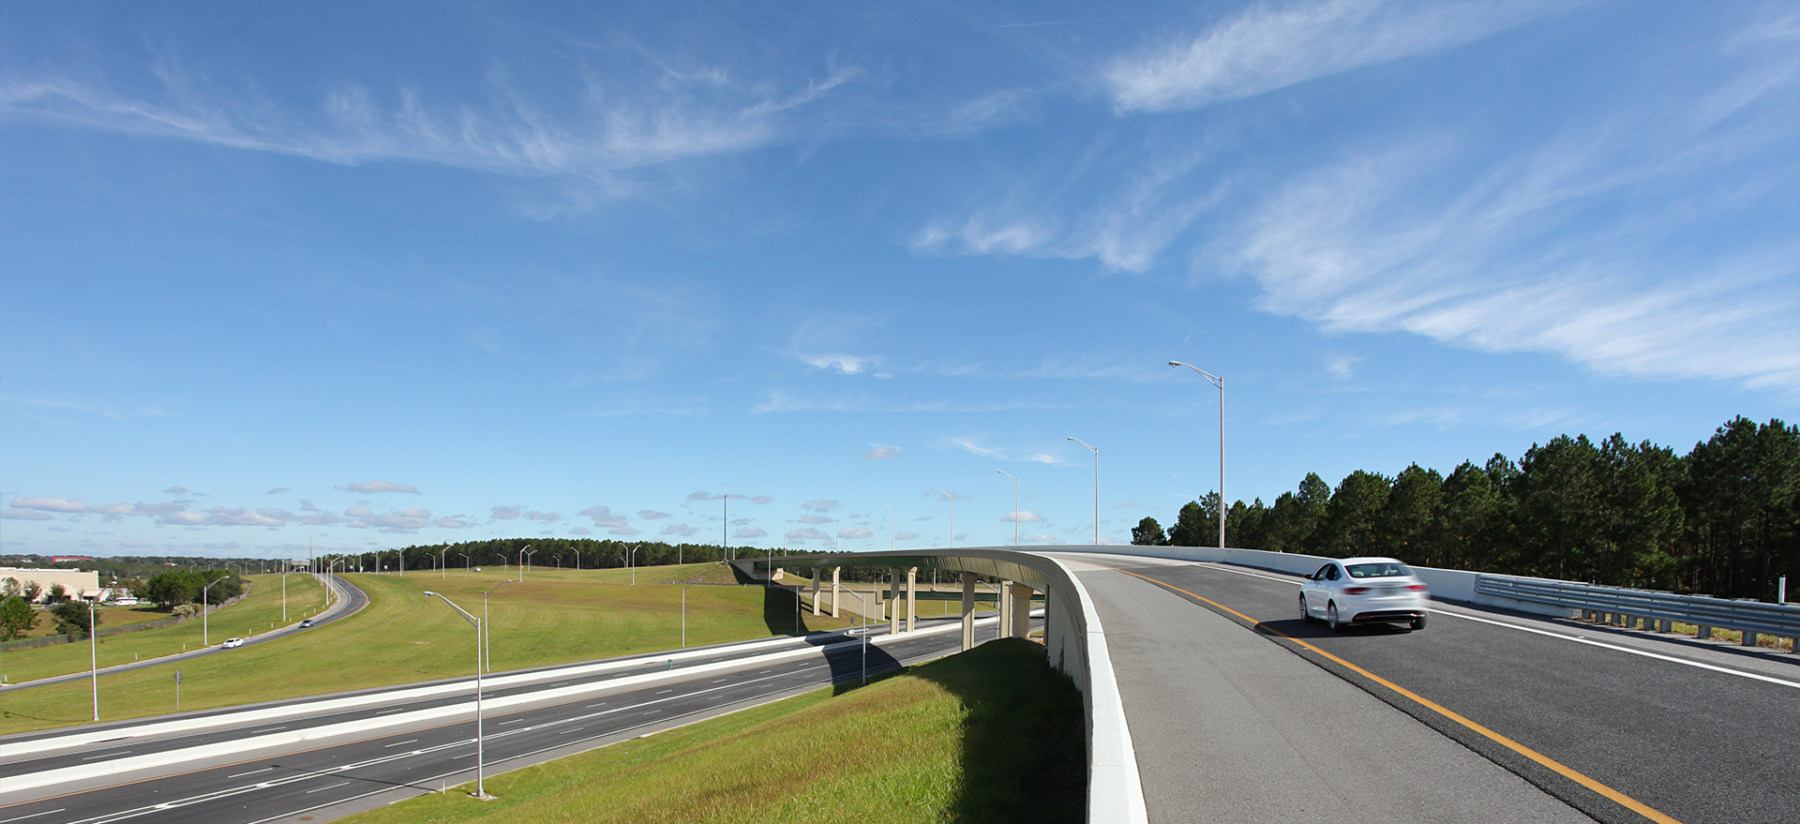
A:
3 1 1795 560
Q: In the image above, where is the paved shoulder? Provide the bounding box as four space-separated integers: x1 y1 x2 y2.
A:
1063 556 1587 824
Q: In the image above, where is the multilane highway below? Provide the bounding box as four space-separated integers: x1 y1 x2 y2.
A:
0 607 1025 824
1052 552 1798 824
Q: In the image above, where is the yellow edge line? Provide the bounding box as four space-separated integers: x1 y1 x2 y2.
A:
1107 565 1683 824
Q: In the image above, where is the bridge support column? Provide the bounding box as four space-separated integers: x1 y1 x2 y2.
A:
830 567 841 618
1010 583 1033 640
889 568 901 635
961 572 976 651
998 579 1014 639
811 575 821 616
906 567 917 633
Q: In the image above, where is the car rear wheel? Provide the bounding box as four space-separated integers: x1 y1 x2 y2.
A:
1299 595 1311 622
1410 613 1428 631
1327 602 1343 632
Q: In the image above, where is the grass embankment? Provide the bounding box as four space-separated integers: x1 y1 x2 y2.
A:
16 604 172 639
1 574 327 687
342 639 1084 824
0 565 855 736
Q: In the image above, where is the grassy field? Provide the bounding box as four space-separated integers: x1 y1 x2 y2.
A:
1 574 328 687
340 639 1084 824
0 564 857 735
16 604 172 639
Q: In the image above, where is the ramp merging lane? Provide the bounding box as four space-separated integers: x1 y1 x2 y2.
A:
1050 552 1798 824
0 610 1026 824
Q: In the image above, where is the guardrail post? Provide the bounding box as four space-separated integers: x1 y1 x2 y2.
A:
1695 624 1713 641
1742 630 1759 647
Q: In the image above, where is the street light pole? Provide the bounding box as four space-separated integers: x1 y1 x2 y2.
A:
997 470 1020 546
422 591 490 799
935 490 955 549
1170 361 1226 548
1068 437 1099 546
882 504 895 550
89 598 99 721
629 545 642 585
482 580 513 673
201 575 228 646
440 547 449 581
521 547 537 580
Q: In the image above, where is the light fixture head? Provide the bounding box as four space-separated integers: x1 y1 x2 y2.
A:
1168 361 1181 367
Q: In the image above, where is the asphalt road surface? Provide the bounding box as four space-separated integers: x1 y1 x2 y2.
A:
1052 552 1798 824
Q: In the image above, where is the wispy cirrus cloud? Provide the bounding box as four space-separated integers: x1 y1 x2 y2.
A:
862 445 901 460
345 481 419 494
1103 0 1560 113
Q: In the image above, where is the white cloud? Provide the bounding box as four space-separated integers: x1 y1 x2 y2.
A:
661 523 699 537
492 505 524 520
579 505 629 528
343 506 432 531
801 500 839 512
751 495 774 505
838 527 873 539
786 527 830 541
1001 510 1046 523
801 354 875 375
524 510 562 522
895 531 919 540
687 491 715 502
608 525 641 536
942 437 1003 459
798 515 832 525
345 481 419 494
734 527 768 539
162 485 192 495
1 509 54 521
435 516 475 529
637 510 673 520
12 497 86 512
1026 533 1058 544
200 507 286 527
862 445 901 460
159 511 207 526
1104 0 1557 113
571 527 592 535
266 487 290 495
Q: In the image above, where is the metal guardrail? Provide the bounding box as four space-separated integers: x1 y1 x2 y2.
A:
1474 575 1800 642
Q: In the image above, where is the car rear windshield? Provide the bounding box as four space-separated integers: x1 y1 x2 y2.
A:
1345 562 1412 579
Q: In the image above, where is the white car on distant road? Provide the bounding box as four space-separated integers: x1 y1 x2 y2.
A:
1300 557 1430 631
221 637 245 649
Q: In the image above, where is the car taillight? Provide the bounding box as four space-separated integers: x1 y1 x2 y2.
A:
1407 584 1429 592
1344 586 1370 595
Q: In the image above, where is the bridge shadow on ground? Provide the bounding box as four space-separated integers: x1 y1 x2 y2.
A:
909 639 1085 824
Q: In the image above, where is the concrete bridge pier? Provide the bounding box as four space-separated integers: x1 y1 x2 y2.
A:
906 567 917 633
889 568 902 635
1010 582 1033 639
830 567 841 618
998 579 1015 639
960 572 976 651
811 575 821 616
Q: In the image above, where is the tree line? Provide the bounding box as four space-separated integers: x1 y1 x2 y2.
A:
1132 416 1798 601
379 538 831 575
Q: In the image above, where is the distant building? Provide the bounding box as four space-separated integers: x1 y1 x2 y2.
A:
0 567 102 603
48 556 96 563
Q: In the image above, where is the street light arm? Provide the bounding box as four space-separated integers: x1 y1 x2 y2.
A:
424 592 480 627
1169 360 1223 387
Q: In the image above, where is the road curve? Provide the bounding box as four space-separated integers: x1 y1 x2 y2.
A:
1049 552 1797 824
1 575 367 694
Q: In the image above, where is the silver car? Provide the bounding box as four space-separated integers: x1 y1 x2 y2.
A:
1300 557 1430 631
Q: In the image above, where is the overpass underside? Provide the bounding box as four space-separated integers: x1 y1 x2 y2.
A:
734 551 1080 687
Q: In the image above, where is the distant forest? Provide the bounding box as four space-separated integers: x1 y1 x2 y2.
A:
1132 416 1798 601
